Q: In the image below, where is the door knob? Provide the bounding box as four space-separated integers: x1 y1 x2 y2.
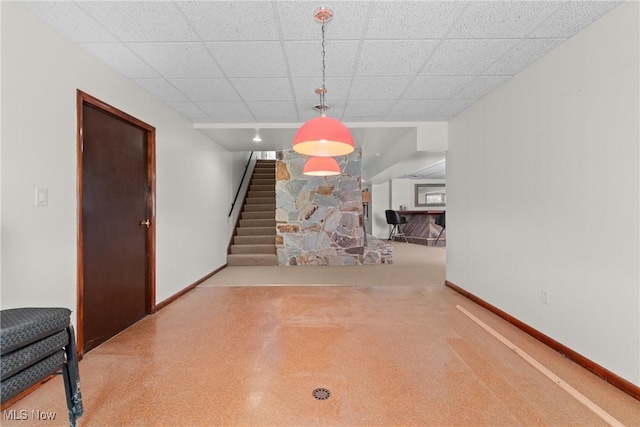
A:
139 219 150 228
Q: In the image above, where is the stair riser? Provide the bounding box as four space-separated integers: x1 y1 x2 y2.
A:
250 185 275 191
241 211 274 219
230 245 276 254
236 227 276 236
234 236 275 245
239 219 276 227
227 254 278 266
248 191 274 198
246 198 275 205
243 204 275 212
251 179 275 186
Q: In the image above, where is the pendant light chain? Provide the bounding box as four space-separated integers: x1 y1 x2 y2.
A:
320 21 327 114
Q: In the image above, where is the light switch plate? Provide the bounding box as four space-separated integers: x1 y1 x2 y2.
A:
35 187 48 207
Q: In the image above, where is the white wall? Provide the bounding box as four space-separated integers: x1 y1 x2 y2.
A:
391 178 446 211
447 2 639 386
371 182 391 239
1 3 233 324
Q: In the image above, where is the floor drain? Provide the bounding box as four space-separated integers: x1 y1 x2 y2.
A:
312 388 331 400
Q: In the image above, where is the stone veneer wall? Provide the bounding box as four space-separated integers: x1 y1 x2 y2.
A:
276 149 391 266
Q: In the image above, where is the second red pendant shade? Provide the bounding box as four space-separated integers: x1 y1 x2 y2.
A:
303 156 341 176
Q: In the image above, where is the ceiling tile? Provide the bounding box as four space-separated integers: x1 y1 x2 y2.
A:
206 42 287 78
356 40 440 76
127 43 223 79
426 115 455 121
389 100 446 118
349 77 414 100
448 1 563 38
343 116 389 123
169 79 240 102
455 76 512 99
80 43 160 79
79 1 198 42
19 0 621 135
292 77 352 102
402 76 477 100
133 79 188 102
164 102 210 122
391 115 453 122
285 41 359 77
344 100 395 117
246 102 298 121
21 1 117 42
365 1 468 39
483 39 565 75
229 78 293 102
197 101 254 122
528 1 621 38
276 1 370 40
436 98 477 116
421 39 519 75
177 1 280 41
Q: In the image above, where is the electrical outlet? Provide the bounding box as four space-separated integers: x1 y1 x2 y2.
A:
541 288 550 305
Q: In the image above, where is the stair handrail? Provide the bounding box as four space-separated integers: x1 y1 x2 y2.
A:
228 151 254 217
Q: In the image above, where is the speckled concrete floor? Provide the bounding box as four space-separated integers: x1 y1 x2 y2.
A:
2 283 638 426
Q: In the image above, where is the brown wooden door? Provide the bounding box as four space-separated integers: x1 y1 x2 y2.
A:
78 91 155 354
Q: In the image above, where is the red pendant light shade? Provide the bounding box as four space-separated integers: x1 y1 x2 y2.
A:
293 116 355 157
303 156 341 176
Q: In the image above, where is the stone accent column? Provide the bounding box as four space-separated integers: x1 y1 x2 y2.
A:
275 150 365 266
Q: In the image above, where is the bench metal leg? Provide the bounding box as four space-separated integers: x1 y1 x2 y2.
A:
62 326 83 427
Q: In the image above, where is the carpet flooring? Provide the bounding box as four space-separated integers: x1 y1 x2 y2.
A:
202 241 446 287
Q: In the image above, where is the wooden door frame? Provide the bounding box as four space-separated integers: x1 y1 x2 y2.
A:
76 90 156 356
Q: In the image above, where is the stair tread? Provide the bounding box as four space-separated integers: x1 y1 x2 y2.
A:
230 244 277 254
239 219 276 226
234 236 275 243
242 212 274 219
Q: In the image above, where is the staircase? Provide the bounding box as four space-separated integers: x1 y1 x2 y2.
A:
227 160 278 266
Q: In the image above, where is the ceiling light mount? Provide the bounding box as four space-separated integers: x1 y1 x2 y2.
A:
314 7 333 23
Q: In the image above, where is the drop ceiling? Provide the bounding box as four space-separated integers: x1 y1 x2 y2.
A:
20 0 621 181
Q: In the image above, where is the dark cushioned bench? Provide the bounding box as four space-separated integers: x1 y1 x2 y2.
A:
1 308 83 426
